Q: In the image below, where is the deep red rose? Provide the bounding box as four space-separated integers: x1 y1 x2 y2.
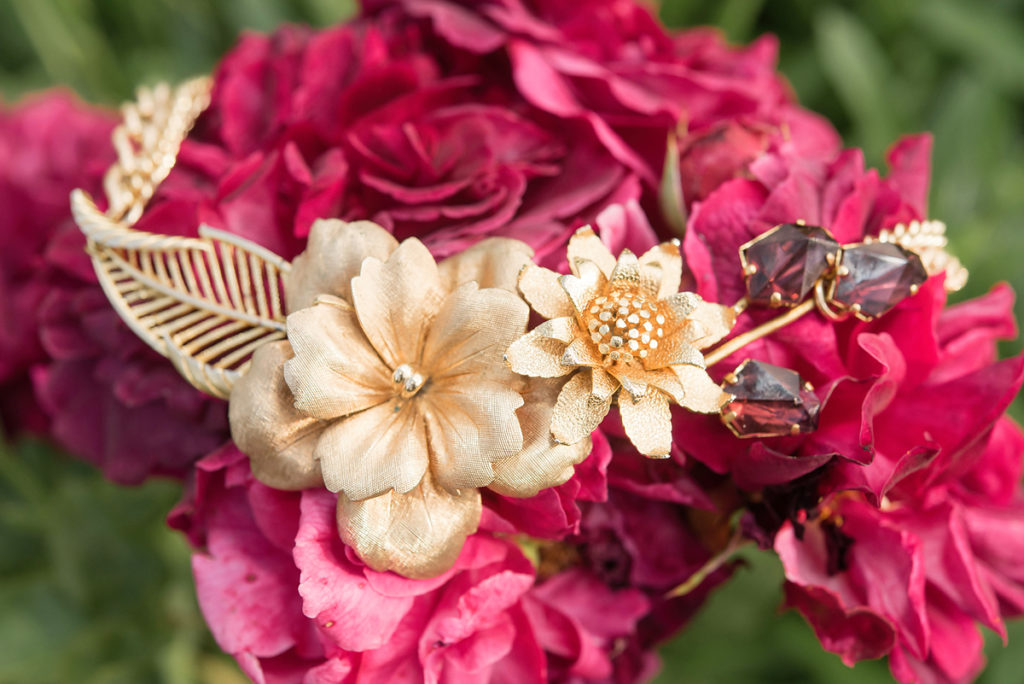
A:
0 92 115 435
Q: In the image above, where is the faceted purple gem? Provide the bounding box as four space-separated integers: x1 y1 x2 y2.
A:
832 242 928 318
741 223 840 306
722 360 821 438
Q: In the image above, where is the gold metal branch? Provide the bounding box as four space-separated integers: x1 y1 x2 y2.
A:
72 77 291 399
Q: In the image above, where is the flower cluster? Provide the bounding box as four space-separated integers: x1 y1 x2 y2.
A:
4 0 1024 682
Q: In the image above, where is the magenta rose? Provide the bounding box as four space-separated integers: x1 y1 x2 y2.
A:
0 91 114 435
170 444 667 683
776 414 1024 683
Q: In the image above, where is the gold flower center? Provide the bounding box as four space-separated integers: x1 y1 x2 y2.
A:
393 363 426 398
581 285 667 364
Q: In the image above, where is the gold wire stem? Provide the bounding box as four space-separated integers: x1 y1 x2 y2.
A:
703 298 817 368
665 525 749 598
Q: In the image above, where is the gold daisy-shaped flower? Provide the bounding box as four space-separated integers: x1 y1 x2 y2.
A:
505 227 736 457
229 219 590 579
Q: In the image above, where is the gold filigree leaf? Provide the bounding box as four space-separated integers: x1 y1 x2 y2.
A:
872 220 968 292
72 189 290 399
104 77 212 225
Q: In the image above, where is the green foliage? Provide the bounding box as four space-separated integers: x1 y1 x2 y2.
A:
0 439 241 684
1 1 1022 682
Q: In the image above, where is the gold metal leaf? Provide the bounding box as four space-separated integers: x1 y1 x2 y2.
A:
72 189 290 399
104 77 212 225
871 220 968 292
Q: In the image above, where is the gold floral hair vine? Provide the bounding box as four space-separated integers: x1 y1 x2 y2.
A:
71 79 967 579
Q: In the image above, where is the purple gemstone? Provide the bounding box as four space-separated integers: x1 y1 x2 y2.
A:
741 223 840 306
832 242 928 318
722 360 821 438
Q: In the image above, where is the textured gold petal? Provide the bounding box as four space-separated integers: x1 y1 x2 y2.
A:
550 370 613 445
567 226 616 277
285 219 398 310
489 377 592 497
505 326 573 378
315 399 429 501
519 264 575 320
608 367 649 402
609 249 641 284
682 300 737 349
559 259 605 313
536 317 577 344
422 380 524 492
645 368 686 405
438 237 534 293
229 341 324 490
351 238 444 369
640 241 683 299
618 389 672 457
675 364 731 414
560 337 602 368
284 303 393 420
337 470 481 579
666 292 701 319
591 367 620 401
643 341 706 371
423 282 528 382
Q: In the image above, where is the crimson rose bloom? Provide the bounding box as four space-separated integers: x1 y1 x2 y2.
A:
0 92 114 436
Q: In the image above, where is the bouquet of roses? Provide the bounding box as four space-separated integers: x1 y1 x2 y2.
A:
2 1 1022 683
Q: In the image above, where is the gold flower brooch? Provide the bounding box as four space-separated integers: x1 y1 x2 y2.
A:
71 79 966 578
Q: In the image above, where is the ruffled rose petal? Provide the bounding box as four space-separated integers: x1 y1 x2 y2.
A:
618 389 672 457
675 364 730 413
438 237 534 294
423 282 529 383
519 264 574 319
423 380 525 491
551 370 613 445
505 326 574 378
351 237 444 369
336 470 482 580
639 240 683 299
315 399 429 501
567 226 616 277
284 219 398 310
229 341 324 490
489 377 592 497
284 302 393 420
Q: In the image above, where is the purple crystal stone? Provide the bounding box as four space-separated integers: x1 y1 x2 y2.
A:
741 223 840 306
722 360 821 438
832 242 928 318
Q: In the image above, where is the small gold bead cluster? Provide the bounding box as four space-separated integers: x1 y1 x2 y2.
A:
582 285 666 363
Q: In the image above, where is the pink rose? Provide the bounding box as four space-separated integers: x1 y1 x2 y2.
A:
171 444 664 683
